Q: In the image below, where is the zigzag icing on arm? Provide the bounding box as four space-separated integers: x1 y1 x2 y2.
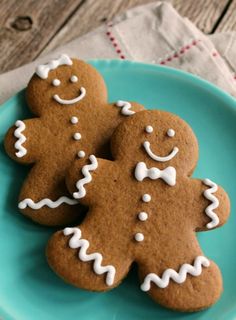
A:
115 100 135 116
203 179 219 229
64 227 116 286
140 256 210 291
14 120 27 158
18 196 78 209
73 155 98 199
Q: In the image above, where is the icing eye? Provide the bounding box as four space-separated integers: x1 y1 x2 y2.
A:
70 75 78 83
145 125 153 133
52 79 60 86
167 129 175 137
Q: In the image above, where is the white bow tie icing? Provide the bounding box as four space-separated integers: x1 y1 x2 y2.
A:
134 162 176 186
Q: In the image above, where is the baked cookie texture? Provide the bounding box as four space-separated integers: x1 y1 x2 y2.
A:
4 54 144 226
47 110 230 312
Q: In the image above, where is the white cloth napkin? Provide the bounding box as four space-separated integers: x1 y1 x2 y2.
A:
1 1 236 104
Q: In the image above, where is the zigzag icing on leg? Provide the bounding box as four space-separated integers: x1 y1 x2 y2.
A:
140 256 210 291
73 155 98 199
64 227 116 286
18 196 78 209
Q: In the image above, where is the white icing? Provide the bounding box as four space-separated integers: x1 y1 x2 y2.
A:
78 151 85 158
141 256 210 291
138 212 148 221
116 100 135 116
145 125 153 133
53 87 86 105
73 133 81 140
73 155 98 199
203 179 219 229
142 194 151 202
70 116 78 124
64 227 116 286
135 162 176 186
167 128 175 137
143 141 179 162
36 54 72 79
70 75 78 83
134 233 144 242
18 196 78 209
52 79 60 86
14 120 27 158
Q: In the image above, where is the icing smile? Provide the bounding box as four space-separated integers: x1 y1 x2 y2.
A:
143 141 179 162
53 87 86 105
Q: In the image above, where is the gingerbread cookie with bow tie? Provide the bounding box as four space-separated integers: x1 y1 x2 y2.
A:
4 54 144 226
47 110 230 312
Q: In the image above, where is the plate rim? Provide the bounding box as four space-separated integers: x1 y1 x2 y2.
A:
3 59 236 111
89 59 236 108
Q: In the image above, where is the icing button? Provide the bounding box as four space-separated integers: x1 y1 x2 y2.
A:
138 212 148 221
78 151 85 158
73 133 81 140
71 116 78 124
142 194 151 202
134 233 144 242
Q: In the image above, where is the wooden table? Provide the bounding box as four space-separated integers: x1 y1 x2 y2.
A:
0 0 236 73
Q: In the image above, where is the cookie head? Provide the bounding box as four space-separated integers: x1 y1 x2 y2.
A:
111 110 199 175
26 54 107 115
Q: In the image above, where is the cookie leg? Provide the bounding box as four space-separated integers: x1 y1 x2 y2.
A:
47 225 132 291
18 163 83 226
138 258 222 312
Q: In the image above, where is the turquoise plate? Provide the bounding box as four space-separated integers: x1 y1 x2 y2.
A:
0 60 236 320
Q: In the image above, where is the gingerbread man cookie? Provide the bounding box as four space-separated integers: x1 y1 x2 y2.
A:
47 110 230 312
4 54 144 226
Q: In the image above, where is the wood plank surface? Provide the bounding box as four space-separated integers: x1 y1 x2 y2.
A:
0 0 83 72
213 0 236 32
173 0 230 33
0 0 234 73
43 0 229 54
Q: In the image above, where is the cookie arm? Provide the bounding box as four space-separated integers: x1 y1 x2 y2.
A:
191 178 230 232
126 101 145 113
66 156 117 206
4 118 41 164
